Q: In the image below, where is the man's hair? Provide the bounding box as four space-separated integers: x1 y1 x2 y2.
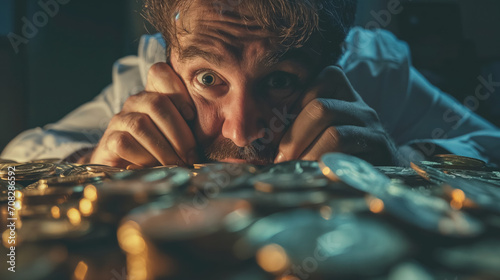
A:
143 0 357 64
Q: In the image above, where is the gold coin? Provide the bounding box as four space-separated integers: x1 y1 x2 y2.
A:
433 154 485 169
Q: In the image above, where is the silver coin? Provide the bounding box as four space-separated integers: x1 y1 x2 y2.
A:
110 166 191 185
252 172 329 192
375 166 419 177
118 198 254 277
194 162 258 175
125 198 253 242
322 153 483 237
380 183 484 237
260 160 322 175
99 167 191 215
319 153 391 196
444 169 500 186
251 191 329 210
412 162 500 215
82 164 124 175
190 163 258 192
242 209 409 278
38 172 107 187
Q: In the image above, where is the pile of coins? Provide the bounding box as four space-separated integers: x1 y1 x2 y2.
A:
1 154 500 280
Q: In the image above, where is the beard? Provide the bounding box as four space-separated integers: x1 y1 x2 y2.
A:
204 138 277 165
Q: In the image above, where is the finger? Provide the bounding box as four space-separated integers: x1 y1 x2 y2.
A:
124 92 199 165
293 66 360 114
112 112 186 166
299 126 394 165
126 164 144 170
90 149 132 169
274 99 368 163
146 62 196 120
104 131 160 167
299 126 341 161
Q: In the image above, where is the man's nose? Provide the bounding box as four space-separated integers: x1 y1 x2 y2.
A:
221 92 265 147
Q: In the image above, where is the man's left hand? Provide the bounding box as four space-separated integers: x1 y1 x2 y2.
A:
275 66 398 166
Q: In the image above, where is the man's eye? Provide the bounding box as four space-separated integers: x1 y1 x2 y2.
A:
266 72 296 89
196 71 223 87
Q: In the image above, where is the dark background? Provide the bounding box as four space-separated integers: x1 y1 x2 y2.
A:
1 0 499 152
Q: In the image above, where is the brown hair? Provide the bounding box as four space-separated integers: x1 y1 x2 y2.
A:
143 0 357 64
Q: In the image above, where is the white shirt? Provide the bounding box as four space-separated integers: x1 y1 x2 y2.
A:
3 28 499 165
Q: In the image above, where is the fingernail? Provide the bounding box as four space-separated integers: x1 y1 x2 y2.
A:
187 149 198 165
182 105 195 120
275 152 287 164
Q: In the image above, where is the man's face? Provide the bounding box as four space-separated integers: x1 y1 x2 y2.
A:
170 0 321 164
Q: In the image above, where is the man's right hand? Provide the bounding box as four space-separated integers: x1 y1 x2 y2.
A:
89 62 199 168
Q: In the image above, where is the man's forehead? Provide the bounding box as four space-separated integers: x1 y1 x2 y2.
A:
177 42 314 70
173 7 272 65
172 0 322 69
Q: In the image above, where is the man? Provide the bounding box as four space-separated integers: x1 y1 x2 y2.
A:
2 0 500 167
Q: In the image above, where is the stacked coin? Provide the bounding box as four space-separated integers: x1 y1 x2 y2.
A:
252 172 329 193
429 154 486 170
98 167 191 223
119 198 254 279
320 153 483 237
411 161 500 215
0 158 17 170
241 209 409 279
61 164 124 177
259 160 322 175
0 162 56 181
444 169 500 186
189 163 258 193
38 172 107 187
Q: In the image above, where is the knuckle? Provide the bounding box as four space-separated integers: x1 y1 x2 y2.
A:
325 126 340 141
123 93 145 111
124 93 139 105
359 105 380 124
122 113 147 135
109 113 122 126
308 99 327 113
368 108 380 121
323 65 345 79
147 62 167 79
147 94 167 116
323 126 340 148
305 99 333 120
108 131 131 153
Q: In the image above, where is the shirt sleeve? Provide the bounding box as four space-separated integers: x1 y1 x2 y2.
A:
403 68 500 165
1 54 145 162
1 33 167 162
341 28 500 165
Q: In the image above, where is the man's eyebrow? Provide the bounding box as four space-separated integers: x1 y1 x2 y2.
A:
259 48 314 68
179 45 225 66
